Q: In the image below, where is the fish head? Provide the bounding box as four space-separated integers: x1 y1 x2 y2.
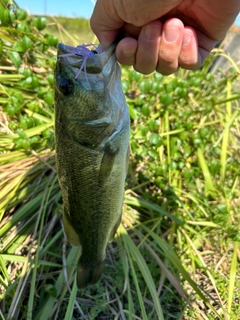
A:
54 43 119 120
54 43 126 146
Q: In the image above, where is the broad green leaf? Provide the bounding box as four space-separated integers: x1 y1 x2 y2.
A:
7 51 21 67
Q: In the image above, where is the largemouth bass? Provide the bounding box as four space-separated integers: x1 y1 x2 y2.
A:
54 43 130 289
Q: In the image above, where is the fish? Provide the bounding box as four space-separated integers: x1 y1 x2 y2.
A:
54 43 130 289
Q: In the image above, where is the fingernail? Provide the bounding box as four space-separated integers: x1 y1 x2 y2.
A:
163 26 179 43
143 24 161 42
182 32 192 47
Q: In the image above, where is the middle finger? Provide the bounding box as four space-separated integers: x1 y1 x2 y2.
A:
134 20 162 75
157 18 184 75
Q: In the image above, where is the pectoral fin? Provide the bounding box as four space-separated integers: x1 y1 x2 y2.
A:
63 209 81 246
98 144 119 184
109 215 122 242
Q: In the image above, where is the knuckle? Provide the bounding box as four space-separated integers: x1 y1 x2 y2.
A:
157 59 178 75
179 56 201 70
156 63 179 75
134 65 152 75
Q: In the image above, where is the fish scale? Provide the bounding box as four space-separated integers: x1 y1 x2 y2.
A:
54 43 130 289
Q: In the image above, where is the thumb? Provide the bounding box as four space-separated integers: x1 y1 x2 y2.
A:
92 29 120 51
90 0 124 50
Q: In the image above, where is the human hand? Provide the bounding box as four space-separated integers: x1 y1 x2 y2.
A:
90 0 240 75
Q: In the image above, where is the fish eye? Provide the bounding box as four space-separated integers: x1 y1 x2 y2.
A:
58 77 74 96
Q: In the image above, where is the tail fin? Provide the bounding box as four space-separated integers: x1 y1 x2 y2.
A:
77 259 105 289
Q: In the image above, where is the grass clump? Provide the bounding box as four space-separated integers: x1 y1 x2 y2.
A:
44 16 94 46
122 60 240 318
1 2 240 319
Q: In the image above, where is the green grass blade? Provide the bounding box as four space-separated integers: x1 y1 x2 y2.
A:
128 253 148 320
120 224 164 320
0 193 42 238
197 148 216 198
27 174 57 320
64 278 78 320
35 247 80 320
220 80 231 184
139 223 224 319
125 195 183 225
0 255 10 284
116 234 135 319
1 254 62 267
227 242 238 314
214 110 239 147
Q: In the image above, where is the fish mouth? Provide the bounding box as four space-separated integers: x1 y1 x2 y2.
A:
58 42 101 56
57 43 103 74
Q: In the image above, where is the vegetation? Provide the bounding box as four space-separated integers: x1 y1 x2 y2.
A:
0 1 239 319
44 15 95 46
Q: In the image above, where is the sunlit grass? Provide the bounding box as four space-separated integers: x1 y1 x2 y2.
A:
45 16 96 46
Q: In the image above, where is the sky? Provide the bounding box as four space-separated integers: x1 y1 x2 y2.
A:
16 0 95 19
235 13 240 26
16 1 240 26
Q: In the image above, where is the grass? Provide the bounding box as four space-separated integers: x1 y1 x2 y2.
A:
0 3 240 320
46 17 97 46
44 15 96 46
